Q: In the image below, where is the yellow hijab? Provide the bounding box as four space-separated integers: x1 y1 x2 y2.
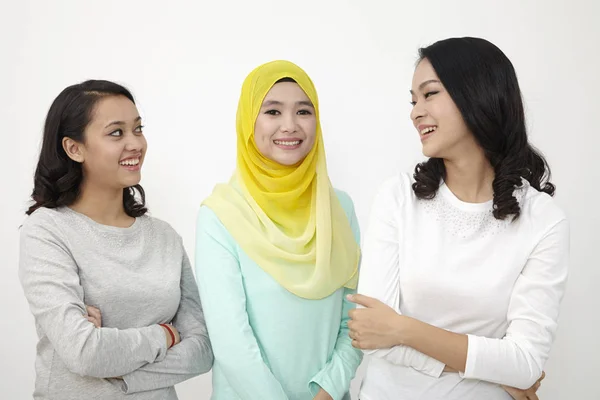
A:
203 60 359 300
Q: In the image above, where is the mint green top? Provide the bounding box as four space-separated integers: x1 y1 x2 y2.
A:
194 190 362 400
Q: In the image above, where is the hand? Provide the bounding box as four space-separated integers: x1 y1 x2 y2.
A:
160 324 181 348
85 305 102 328
347 294 406 349
313 388 333 400
502 371 545 400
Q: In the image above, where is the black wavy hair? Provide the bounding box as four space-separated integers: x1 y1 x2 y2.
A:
412 37 555 220
26 80 147 217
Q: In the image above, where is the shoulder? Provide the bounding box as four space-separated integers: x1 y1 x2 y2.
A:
372 171 416 209
518 181 568 233
196 205 227 230
142 214 179 235
195 205 237 249
333 189 355 215
19 208 74 270
20 207 69 240
139 214 185 249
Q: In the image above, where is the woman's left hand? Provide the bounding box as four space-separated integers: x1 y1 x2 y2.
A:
347 294 407 349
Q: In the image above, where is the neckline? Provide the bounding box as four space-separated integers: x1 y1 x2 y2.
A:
64 207 141 234
438 181 493 212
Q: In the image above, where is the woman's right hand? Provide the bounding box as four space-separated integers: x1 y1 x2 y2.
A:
160 324 181 348
85 305 102 328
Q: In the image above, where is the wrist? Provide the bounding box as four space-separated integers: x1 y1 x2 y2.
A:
395 314 417 346
159 324 175 348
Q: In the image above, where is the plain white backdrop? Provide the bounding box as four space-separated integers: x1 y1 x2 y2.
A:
1 0 598 398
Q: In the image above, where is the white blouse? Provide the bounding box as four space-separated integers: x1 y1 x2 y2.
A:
357 173 569 400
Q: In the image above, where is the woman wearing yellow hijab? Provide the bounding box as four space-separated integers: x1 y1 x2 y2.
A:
195 60 362 399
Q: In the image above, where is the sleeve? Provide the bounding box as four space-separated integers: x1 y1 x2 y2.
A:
357 177 445 377
118 244 214 393
18 213 168 378
462 218 570 389
194 206 288 399
308 194 364 400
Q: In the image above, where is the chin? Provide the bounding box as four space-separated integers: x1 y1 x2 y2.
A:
421 144 441 159
274 158 301 166
272 152 308 166
121 178 142 189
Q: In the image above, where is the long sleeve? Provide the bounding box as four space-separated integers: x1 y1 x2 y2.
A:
195 207 288 399
308 194 363 400
18 214 168 378
118 246 213 393
357 178 445 377
462 218 570 389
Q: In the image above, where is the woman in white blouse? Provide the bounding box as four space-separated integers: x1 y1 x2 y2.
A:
348 37 569 400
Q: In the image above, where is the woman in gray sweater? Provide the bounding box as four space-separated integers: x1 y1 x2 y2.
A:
19 80 213 399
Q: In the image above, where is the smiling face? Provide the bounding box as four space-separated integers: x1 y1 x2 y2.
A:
253 81 317 166
410 58 474 159
63 95 147 190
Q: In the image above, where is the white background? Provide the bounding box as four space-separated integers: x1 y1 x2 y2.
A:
1 0 598 398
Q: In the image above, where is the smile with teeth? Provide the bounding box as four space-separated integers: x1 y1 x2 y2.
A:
120 158 140 166
274 140 302 146
420 126 437 135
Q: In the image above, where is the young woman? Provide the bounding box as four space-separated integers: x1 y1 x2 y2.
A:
19 80 213 400
349 37 569 400
195 60 362 400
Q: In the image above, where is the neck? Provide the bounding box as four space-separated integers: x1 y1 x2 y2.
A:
70 180 133 227
443 145 495 203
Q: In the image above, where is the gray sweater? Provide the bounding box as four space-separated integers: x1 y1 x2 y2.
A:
19 207 213 400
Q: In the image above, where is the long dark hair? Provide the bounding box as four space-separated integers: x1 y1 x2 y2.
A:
412 37 555 220
27 80 147 217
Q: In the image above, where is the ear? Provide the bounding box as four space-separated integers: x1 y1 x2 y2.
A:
62 137 85 163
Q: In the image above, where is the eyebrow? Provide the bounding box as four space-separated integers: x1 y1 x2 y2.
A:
104 116 142 129
261 100 314 108
409 79 441 95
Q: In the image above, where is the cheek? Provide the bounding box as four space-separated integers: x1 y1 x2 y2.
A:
139 135 148 153
302 119 317 143
436 103 470 141
86 143 120 171
253 118 273 144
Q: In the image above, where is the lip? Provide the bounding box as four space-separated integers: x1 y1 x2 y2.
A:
417 124 437 132
119 153 142 162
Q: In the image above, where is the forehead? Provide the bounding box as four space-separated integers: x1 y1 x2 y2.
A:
412 58 440 87
262 82 310 102
89 95 139 125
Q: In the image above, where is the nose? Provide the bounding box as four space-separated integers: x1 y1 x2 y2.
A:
410 100 426 123
280 112 297 133
124 131 145 152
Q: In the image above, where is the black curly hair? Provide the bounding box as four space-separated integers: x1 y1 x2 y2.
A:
412 37 555 220
26 80 147 217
